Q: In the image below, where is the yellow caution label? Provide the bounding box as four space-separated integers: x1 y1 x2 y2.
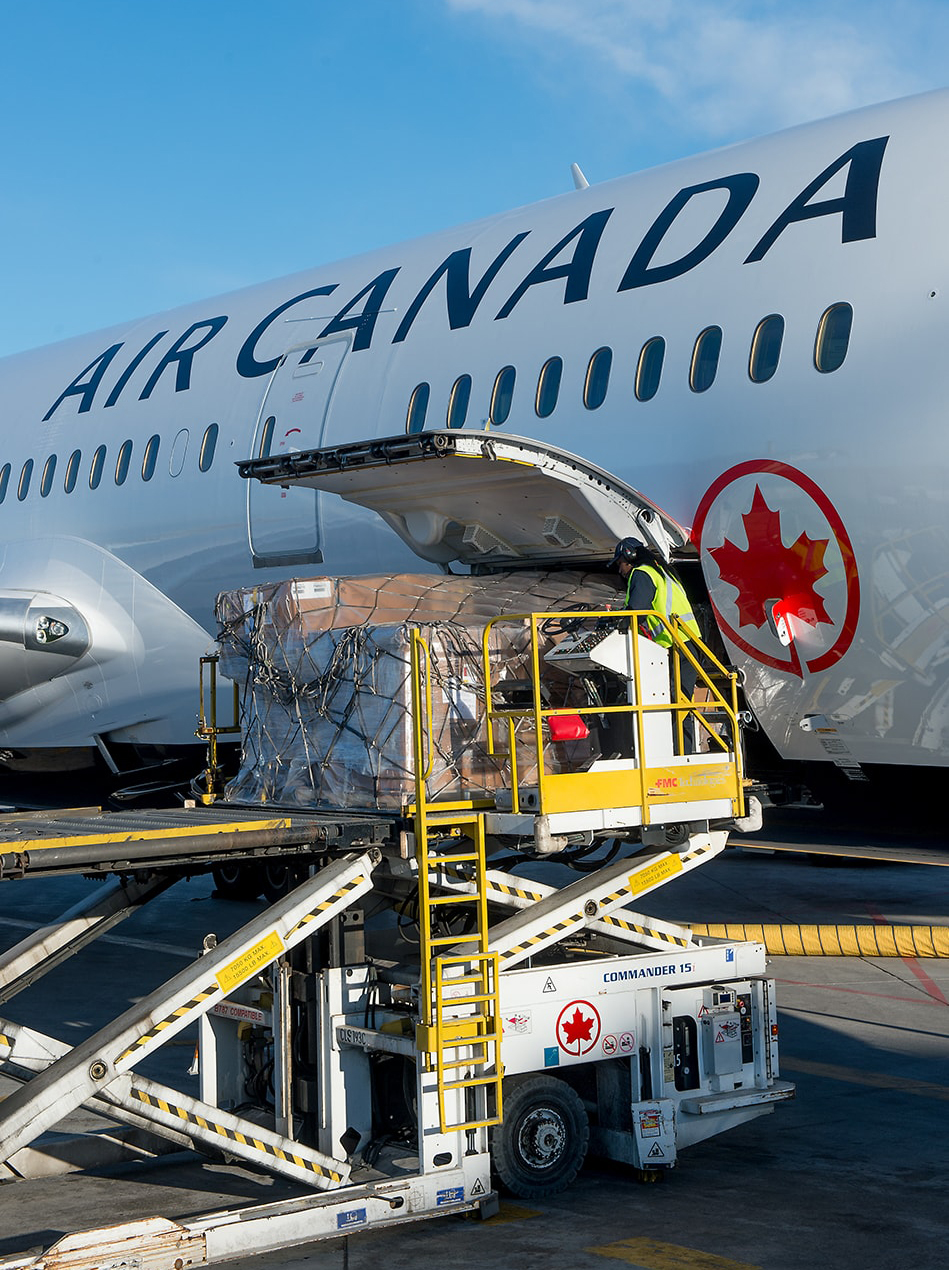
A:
215 931 285 995
629 854 683 896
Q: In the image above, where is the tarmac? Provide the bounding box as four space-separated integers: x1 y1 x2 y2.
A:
0 836 946 1270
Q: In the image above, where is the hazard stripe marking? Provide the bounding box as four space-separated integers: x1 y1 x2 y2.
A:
600 914 690 947
501 915 581 962
116 987 216 1064
486 880 541 902
129 1087 344 1181
115 875 369 1066
288 878 366 936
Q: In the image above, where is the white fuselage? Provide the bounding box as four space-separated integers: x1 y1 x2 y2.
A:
1 90 947 774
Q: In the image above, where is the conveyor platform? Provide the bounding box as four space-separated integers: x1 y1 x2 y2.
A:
0 804 396 880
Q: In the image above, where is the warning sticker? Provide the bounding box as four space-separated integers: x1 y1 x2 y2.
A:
543 977 557 994
209 1001 267 1025
716 1021 740 1042
503 1011 532 1035
437 1186 465 1206
337 1208 367 1230
215 931 285 995
628 855 683 896
638 1110 661 1137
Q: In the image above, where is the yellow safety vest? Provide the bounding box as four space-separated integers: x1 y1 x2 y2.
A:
626 563 700 648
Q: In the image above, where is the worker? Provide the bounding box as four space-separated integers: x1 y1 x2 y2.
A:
610 537 701 749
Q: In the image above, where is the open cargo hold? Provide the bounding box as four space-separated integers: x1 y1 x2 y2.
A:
217 569 618 811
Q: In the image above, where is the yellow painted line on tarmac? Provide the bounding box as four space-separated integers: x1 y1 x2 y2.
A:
484 1202 541 1224
588 1236 759 1269
781 1056 949 1101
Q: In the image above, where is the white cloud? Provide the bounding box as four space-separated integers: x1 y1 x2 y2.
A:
445 0 937 140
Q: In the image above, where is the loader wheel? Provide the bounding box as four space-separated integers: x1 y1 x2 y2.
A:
261 862 293 903
211 862 263 901
492 1075 589 1199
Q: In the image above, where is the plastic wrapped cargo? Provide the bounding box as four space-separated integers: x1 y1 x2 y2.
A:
216 570 617 811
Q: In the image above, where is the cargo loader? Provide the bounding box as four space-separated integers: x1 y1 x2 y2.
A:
0 431 792 1269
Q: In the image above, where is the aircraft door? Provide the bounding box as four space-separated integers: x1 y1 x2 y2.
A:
247 336 350 566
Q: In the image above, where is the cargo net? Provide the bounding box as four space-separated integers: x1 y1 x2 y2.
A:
216 570 618 812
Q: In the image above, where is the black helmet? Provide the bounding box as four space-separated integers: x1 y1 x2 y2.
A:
610 537 646 567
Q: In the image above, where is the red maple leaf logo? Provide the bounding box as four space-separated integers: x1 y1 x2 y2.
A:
561 1007 594 1048
709 486 833 631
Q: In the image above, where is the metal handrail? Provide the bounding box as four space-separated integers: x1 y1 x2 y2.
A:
481 608 744 820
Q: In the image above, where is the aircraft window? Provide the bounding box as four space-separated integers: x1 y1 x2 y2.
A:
447 376 472 429
815 302 853 373
40 456 57 497
0 463 9 504
690 326 723 393
142 435 160 481
635 337 665 402
115 440 133 486
199 422 219 472
169 429 189 477
64 449 81 494
90 444 107 490
406 383 430 435
17 459 33 502
490 365 515 426
535 356 563 418
583 346 612 410
258 416 276 458
749 314 785 383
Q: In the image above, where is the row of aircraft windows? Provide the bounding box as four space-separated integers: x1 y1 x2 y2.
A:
406 302 854 433
0 423 220 506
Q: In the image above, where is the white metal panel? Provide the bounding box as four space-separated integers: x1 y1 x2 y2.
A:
241 431 690 567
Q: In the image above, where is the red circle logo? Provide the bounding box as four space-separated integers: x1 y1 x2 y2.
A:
556 1000 601 1056
693 460 860 678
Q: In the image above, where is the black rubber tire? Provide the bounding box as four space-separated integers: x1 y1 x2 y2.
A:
260 862 293 903
492 1075 589 1199
211 862 264 901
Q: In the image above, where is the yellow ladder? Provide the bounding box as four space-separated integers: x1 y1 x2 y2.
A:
410 632 503 1134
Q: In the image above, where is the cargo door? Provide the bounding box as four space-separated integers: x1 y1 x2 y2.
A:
238 430 689 568
246 336 350 566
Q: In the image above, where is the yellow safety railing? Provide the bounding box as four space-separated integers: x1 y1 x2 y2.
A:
410 631 503 1134
194 654 241 804
481 609 745 826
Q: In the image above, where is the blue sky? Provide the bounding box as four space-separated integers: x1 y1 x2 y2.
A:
1 0 947 357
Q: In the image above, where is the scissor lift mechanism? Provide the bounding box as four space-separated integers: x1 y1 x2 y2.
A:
0 612 793 1270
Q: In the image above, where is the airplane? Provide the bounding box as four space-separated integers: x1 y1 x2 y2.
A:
1 86 947 816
